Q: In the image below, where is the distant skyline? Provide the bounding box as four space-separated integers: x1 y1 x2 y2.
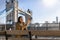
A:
0 0 60 24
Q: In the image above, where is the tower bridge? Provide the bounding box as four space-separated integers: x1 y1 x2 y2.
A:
6 0 32 24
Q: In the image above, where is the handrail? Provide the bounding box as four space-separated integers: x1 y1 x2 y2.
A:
0 30 60 40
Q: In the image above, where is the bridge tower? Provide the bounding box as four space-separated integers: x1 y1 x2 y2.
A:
6 0 18 24
6 0 18 30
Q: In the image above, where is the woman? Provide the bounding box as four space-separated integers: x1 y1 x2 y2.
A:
16 16 31 30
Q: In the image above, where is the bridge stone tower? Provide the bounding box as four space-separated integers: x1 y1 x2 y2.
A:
6 0 18 30
6 0 18 24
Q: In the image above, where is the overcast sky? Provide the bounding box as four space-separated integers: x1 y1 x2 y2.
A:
0 0 60 24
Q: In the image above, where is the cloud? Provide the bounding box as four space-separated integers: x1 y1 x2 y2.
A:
42 0 58 8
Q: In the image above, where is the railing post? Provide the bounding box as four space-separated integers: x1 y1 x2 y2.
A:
29 31 32 40
5 31 8 40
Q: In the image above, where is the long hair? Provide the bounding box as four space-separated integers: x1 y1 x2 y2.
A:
18 16 22 23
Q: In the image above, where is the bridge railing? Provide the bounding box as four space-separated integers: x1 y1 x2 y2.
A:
0 30 60 40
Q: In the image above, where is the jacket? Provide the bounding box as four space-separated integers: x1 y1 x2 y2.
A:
16 22 27 30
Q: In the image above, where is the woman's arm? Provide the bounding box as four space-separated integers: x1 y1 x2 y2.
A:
22 18 31 30
22 23 27 30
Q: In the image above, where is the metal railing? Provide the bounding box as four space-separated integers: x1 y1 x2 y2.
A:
1 30 60 40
